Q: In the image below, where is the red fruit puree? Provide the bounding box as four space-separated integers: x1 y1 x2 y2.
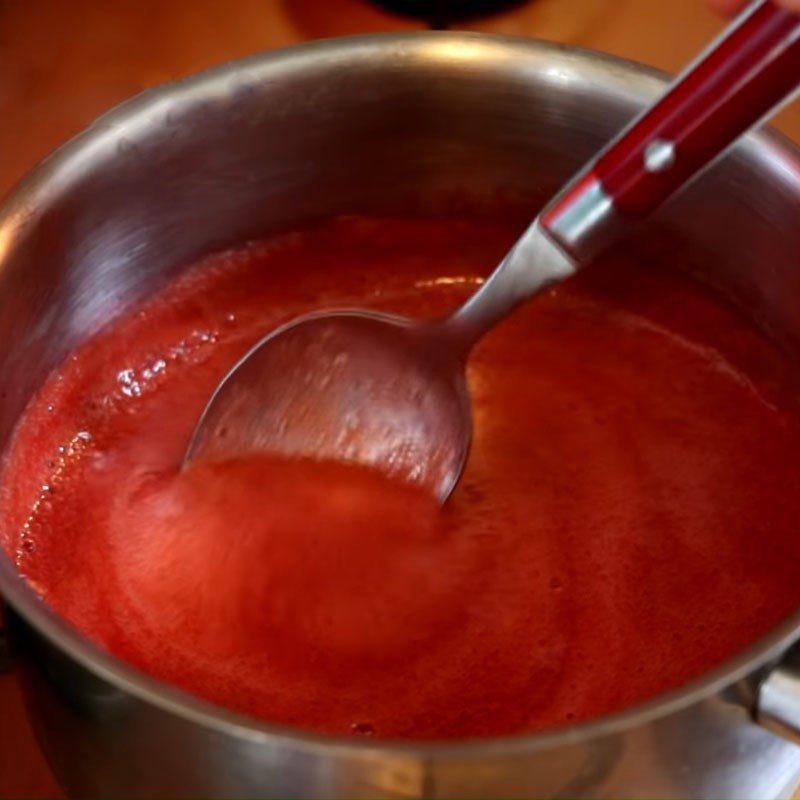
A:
3 216 800 740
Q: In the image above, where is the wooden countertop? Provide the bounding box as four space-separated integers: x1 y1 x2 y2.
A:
0 1 798 797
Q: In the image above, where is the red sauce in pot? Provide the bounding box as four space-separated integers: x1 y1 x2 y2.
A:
3 215 800 740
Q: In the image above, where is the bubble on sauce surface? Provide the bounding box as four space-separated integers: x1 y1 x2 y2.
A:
350 721 376 736
117 369 142 398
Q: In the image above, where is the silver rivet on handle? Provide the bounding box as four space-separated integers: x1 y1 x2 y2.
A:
643 138 677 173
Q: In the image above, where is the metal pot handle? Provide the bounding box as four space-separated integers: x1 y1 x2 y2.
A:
756 645 800 744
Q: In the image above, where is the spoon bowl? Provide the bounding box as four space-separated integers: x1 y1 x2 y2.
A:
186 310 472 500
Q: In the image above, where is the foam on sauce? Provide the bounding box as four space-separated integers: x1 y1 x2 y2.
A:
3 216 800 739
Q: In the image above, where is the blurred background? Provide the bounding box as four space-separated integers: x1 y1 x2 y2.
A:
0 1 798 797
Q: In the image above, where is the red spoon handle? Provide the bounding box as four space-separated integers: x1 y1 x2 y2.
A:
542 0 800 253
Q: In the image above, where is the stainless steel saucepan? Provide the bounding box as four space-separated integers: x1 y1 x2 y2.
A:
1 33 800 799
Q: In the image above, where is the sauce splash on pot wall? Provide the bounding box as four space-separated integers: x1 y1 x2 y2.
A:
3 215 800 739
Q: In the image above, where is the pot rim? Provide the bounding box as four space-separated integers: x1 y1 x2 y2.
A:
1 30 800 760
